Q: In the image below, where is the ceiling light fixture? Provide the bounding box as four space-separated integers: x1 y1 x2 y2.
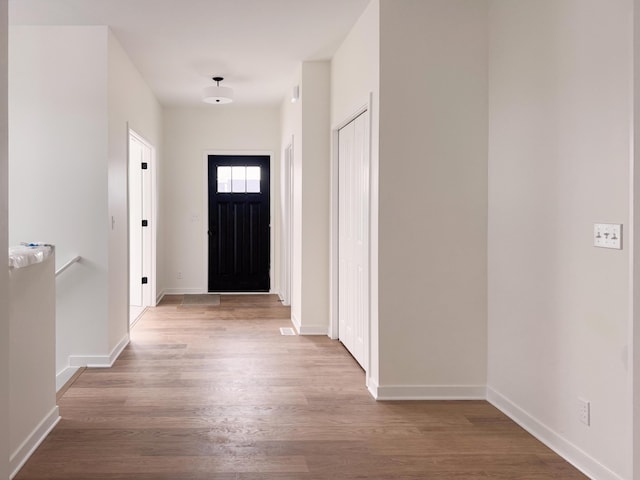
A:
202 76 233 104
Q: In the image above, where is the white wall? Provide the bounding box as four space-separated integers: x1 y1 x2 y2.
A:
9 26 110 384
280 66 302 322
488 1 633 478
9 26 161 387
0 0 8 477
107 31 162 348
635 3 640 477
161 106 281 294
331 0 380 384
279 61 331 334
9 255 58 477
299 61 331 333
376 0 488 396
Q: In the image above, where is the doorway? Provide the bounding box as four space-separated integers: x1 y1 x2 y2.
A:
336 110 370 369
128 130 154 326
207 155 270 292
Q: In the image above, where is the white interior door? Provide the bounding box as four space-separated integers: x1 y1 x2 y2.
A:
129 136 144 309
338 111 369 368
129 132 153 323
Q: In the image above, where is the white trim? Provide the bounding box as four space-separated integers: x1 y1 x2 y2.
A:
10 406 60 480
291 313 301 333
55 366 81 392
69 334 129 368
129 307 147 329
163 288 206 295
156 289 165 305
329 127 339 340
207 291 273 295
202 150 275 294
163 289 275 296
298 325 329 335
487 387 624 480
366 375 379 399
373 384 486 401
290 314 327 335
280 140 294 307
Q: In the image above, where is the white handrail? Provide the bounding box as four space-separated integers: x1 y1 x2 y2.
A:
55 256 81 277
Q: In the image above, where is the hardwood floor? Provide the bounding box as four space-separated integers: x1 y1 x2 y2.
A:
16 295 587 479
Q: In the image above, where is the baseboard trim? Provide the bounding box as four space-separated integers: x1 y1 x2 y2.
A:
10 406 60 479
487 387 623 480
366 376 379 399
290 315 327 335
69 334 130 368
156 289 165 305
298 325 328 335
373 384 486 400
130 307 147 329
291 314 301 334
55 366 81 392
163 288 205 295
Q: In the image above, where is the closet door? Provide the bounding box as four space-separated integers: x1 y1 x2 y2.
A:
338 111 369 368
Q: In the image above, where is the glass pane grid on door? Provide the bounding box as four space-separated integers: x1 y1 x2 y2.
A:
217 165 261 194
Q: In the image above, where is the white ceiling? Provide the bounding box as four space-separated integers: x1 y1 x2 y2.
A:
9 0 370 107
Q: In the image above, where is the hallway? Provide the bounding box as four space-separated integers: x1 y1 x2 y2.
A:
16 296 586 479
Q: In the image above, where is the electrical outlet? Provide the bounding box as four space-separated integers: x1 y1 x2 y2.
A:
177 271 183 280
578 398 590 426
594 223 622 249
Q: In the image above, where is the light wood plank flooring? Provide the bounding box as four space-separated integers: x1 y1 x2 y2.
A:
16 295 587 479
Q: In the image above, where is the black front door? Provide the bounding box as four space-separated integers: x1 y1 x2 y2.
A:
208 155 270 292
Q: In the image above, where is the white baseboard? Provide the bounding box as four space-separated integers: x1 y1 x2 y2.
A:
372 383 486 400
367 376 380 399
298 325 328 335
163 288 205 295
487 387 623 480
55 366 81 392
10 406 60 479
69 333 130 368
291 314 301 333
156 289 165 305
130 307 147 329
290 314 327 335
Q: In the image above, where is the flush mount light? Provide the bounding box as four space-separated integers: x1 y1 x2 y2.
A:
202 76 233 104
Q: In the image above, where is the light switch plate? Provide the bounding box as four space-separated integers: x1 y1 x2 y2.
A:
594 223 622 249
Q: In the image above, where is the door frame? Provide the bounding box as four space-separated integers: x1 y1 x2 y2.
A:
202 150 275 294
281 139 294 305
127 127 157 316
330 100 372 372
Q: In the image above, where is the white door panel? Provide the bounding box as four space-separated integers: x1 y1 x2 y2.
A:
338 111 369 368
129 137 143 308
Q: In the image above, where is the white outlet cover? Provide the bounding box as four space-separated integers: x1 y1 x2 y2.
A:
594 223 622 250
578 397 590 426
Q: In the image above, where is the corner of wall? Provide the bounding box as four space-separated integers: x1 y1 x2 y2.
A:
0 0 8 477
299 61 331 332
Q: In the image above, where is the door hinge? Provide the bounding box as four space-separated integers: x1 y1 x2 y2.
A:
141 162 148 170
142 219 148 227
141 277 148 284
